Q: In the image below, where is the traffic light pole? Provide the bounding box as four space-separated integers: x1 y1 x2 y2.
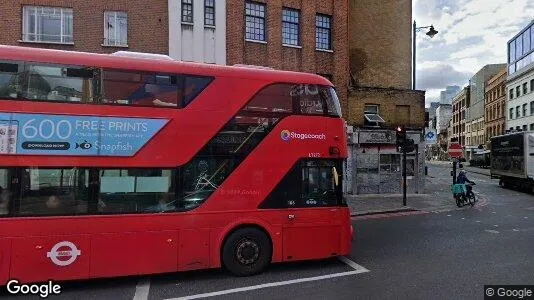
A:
402 146 407 206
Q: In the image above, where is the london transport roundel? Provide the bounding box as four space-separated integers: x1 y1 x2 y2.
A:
46 241 81 267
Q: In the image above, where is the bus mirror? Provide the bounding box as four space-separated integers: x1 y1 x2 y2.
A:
333 167 339 186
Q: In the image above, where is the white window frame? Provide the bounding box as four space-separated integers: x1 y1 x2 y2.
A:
22 6 73 44
103 11 128 47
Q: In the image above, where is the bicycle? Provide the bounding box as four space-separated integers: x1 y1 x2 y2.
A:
452 183 476 207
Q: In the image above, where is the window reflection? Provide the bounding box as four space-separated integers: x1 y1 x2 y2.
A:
19 168 89 216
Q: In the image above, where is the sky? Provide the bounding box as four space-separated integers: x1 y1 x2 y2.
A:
413 0 534 107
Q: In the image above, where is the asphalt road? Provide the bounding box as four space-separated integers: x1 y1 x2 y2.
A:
2 164 533 299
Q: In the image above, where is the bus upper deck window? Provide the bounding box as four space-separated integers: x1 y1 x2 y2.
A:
0 61 23 99
25 64 98 103
323 87 342 117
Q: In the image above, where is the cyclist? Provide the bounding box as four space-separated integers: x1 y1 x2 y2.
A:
457 170 474 185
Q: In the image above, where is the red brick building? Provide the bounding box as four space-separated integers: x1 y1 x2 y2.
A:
226 0 349 114
0 0 168 54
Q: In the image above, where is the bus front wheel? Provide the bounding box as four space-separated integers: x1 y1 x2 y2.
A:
222 227 272 276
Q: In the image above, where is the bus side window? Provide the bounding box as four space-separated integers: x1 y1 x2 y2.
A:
24 63 97 103
17 168 89 216
97 168 177 214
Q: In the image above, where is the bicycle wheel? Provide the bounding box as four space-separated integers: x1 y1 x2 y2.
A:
454 195 462 207
467 191 475 206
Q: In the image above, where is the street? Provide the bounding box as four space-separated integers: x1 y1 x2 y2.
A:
2 164 533 300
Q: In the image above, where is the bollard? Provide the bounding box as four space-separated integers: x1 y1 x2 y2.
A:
425 166 428 175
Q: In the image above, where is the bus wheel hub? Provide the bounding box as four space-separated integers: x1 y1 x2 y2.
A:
236 239 259 264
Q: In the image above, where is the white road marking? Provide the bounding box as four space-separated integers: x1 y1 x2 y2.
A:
133 279 150 300
447 215 451 217
485 229 499 234
494 225 499 227
513 229 520 232
476 221 481 223
461 218 465 220
166 257 370 300
338 256 370 272
525 217 529 219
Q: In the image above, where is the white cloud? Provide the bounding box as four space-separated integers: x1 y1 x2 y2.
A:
415 0 534 98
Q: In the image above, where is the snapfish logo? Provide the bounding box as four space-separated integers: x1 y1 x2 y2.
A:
281 130 291 141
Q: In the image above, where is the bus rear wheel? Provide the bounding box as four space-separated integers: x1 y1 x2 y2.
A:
222 227 272 276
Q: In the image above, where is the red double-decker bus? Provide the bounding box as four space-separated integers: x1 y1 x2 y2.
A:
0 46 351 284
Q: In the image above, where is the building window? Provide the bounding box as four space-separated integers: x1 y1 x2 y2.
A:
531 79 534 92
282 8 300 46
531 124 534 131
516 86 521 97
245 1 266 41
104 11 127 47
363 104 385 126
204 0 215 26
516 106 521 118
182 0 193 23
315 14 332 50
523 125 528 131
510 108 514 119
523 82 528 95
510 89 514 100
22 6 73 44
523 103 527 116
379 154 401 173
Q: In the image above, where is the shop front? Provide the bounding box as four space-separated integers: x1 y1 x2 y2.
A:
346 129 425 194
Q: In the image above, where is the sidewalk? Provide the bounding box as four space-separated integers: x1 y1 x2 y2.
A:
346 176 455 216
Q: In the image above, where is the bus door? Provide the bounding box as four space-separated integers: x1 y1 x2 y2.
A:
282 160 342 261
10 234 91 283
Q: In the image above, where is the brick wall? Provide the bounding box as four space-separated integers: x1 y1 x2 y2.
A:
485 67 507 141
0 0 168 54
348 87 425 129
226 0 349 115
348 0 412 89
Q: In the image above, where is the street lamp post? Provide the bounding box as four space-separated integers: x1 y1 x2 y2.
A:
412 21 438 90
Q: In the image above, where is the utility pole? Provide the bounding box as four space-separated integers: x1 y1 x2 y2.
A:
402 144 407 206
396 126 408 206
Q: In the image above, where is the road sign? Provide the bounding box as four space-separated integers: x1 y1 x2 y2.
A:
425 129 437 145
448 143 463 158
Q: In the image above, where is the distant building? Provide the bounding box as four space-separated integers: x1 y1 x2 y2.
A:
506 20 534 132
466 63 506 159
484 66 507 143
451 87 470 146
427 101 440 129
440 85 461 104
436 104 452 134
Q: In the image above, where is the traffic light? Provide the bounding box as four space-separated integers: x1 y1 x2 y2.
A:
396 126 406 152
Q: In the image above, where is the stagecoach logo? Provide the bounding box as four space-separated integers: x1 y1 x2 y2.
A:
47 241 81 267
280 130 291 141
280 130 326 142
